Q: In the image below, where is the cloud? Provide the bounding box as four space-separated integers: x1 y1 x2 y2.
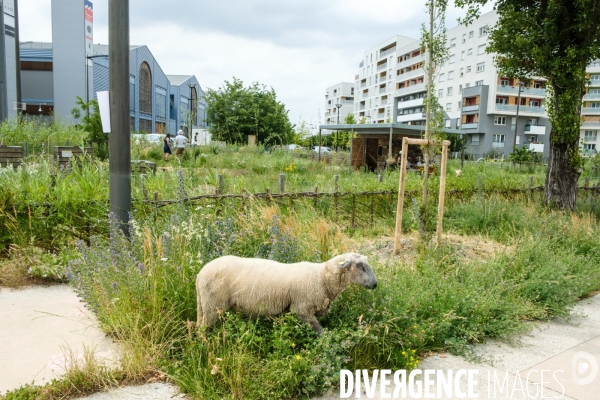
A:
17 0 496 126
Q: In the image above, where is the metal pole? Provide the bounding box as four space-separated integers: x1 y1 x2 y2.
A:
109 0 131 235
335 103 342 152
318 129 322 162
512 81 523 150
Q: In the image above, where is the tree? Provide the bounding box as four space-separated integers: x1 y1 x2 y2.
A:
455 0 600 209
204 78 294 146
71 96 108 160
333 113 356 151
420 0 449 221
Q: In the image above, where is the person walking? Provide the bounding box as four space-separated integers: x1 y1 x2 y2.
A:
175 130 188 159
163 134 172 161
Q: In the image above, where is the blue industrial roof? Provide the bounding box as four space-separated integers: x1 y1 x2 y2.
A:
20 48 53 62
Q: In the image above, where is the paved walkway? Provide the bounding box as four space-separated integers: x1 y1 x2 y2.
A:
0 285 118 395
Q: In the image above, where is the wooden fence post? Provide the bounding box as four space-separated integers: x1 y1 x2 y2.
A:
377 174 383 184
529 176 534 198
153 191 159 224
351 184 357 229
435 141 450 244
334 175 339 223
278 174 285 193
265 188 271 205
217 174 223 195
313 186 318 208
393 138 409 255
141 174 148 200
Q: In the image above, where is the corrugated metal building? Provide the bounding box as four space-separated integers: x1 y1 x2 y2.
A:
19 42 207 135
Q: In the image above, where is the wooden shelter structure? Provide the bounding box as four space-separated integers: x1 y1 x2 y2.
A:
318 123 462 171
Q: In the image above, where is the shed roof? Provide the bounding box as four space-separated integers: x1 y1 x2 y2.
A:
319 123 463 136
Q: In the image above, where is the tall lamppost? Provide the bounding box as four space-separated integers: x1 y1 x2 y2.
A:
512 81 524 150
335 102 342 152
187 83 196 138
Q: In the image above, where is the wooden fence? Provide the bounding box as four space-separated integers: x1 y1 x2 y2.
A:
0 145 24 168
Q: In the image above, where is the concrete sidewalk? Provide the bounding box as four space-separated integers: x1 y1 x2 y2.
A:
0 285 118 395
315 294 600 400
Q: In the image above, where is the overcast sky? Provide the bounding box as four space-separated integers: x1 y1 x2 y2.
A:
17 0 495 128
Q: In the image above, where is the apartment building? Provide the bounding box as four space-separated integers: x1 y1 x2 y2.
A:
324 82 355 125
581 60 600 156
354 11 555 160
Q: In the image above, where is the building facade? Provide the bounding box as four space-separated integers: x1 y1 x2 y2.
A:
167 75 207 135
0 0 20 121
352 10 600 160
324 82 354 125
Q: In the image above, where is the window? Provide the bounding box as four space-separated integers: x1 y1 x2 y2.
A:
476 62 485 72
459 84 463 93
478 44 486 55
457 101 461 110
446 103 452 111
465 83 471 88
494 116 507 125
449 54 456 63
468 48 473 56
467 65 472 73
530 100 540 107
476 80 484 86
447 87 453 96
583 143 597 153
496 97 508 104
155 87 167 119
439 73 445 82
438 89 444 97
479 25 489 36
450 38 456 47
461 51 465 60
585 131 598 141
471 134 479 143
500 79 509 86
460 67 464 77
469 31 474 38
493 134 505 147
139 62 152 114
446 119 451 128
591 75 600 81
590 102 600 108
448 71 454 80
462 34 466 43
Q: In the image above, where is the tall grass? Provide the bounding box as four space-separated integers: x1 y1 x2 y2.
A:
57 192 600 399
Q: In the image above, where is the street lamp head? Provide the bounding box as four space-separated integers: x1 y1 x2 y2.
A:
335 103 342 109
188 82 196 88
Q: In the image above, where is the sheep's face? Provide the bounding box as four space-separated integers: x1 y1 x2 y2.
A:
339 253 377 290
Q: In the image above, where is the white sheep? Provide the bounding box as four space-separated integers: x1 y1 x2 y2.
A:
195 252 377 334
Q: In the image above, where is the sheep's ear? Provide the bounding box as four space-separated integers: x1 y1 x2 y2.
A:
337 260 351 268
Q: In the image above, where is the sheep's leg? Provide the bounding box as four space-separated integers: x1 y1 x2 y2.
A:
196 291 204 327
297 313 324 335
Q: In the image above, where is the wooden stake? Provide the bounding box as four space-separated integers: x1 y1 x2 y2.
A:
313 186 318 208
393 137 409 255
278 174 285 193
217 174 223 195
436 141 450 244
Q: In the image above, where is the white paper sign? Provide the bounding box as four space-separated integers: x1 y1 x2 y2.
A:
97 91 111 133
62 151 73 158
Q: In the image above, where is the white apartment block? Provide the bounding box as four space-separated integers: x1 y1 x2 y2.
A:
324 82 355 125
353 10 600 159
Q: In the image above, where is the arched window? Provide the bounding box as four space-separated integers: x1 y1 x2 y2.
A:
139 62 152 114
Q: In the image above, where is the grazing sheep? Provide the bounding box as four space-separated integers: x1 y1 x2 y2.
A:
455 169 463 177
196 252 377 334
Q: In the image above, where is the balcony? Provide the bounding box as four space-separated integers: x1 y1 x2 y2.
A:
377 63 388 71
396 67 425 81
362 93 369 99
396 83 425 96
398 98 424 109
359 61 364 68
495 104 546 114
524 125 546 135
397 113 426 123
582 107 600 115
378 113 386 119
588 65 600 74
496 85 546 97
397 54 425 70
379 47 396 59
341 99 354 104
582 121 600 128
588 78 600 86
583 93 600 100
524 143 544 152
461 122 479 130
462 105 479 112
492 141 505 148
360 82 367 88
379 87 387 94
381 99 388 105
359 104 365 110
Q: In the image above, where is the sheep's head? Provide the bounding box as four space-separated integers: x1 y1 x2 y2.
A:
337 253 377 290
